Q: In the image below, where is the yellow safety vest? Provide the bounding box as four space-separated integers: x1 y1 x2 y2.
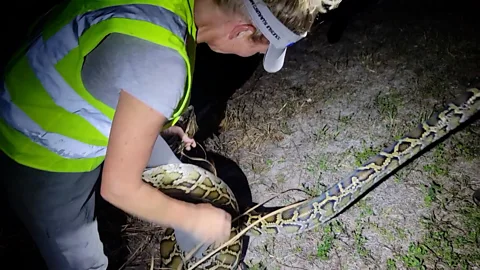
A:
0 0 197 173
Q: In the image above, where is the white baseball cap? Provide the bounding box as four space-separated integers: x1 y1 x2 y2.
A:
243 0 307 73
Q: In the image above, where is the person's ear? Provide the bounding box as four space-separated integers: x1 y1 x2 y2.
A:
228 23 256 40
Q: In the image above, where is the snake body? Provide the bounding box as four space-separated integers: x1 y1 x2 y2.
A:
142 87 480 269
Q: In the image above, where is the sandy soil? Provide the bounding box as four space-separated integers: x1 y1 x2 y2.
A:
198 1 480 269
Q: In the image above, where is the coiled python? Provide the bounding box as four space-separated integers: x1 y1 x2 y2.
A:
142 87 480 269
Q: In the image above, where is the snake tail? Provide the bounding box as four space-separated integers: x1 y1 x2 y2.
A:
243 88 480 236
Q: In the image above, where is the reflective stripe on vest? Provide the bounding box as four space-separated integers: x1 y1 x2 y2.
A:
1 4 187 159
0 85 106 158
0 2 195 172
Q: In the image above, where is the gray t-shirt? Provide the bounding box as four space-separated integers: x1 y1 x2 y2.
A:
81 33 185 167
82 35 204 256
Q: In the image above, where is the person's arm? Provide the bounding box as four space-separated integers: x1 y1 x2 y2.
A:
100 90 231 244
81 33 231 245
101 90 190 228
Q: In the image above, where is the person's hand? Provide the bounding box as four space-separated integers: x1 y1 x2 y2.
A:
185 203 232 247
180 131 196 151
161 126 196 150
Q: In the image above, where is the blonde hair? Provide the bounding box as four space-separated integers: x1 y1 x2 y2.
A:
213 0 343 40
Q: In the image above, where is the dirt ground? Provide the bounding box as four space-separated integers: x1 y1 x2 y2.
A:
1 0 479 269
119 0 480 269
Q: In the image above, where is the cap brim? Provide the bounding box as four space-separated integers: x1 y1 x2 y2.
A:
263 44 286 73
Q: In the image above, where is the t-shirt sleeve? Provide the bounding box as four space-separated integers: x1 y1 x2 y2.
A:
81 33 187 118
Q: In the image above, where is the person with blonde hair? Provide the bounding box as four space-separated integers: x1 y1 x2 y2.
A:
0 0 340 268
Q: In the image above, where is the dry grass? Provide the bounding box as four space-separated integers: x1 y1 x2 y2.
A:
117 217 167 270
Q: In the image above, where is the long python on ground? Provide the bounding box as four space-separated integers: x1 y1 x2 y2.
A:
141 87 480 269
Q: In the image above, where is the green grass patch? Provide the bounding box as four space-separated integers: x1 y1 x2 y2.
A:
316 220 345 260
398 200 480 269
423 143 449 177
353 143 381 167
374 90 401 122
386 258 397 269
423 181 442 207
